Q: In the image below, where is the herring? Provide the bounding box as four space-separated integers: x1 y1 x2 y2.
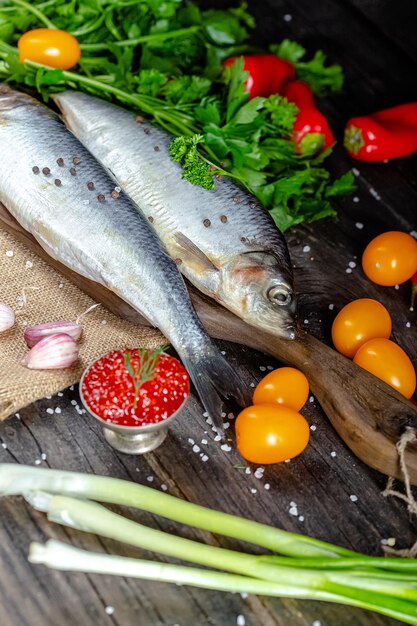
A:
0 85 249 429
54 91 297 340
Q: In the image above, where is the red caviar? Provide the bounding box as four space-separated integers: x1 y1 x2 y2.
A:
81 348 189 427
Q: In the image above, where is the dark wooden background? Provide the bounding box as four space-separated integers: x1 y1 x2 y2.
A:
1 1 417 625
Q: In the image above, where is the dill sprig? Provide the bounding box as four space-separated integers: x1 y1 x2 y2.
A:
123 345 169 410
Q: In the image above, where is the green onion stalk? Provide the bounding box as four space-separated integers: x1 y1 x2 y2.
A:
2 465 417 624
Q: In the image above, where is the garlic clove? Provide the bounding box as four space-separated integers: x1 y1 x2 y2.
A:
0 302 16 332
24 320 82 348
21 333 79 370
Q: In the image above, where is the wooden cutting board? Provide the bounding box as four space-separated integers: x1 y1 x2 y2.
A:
1 202 416 483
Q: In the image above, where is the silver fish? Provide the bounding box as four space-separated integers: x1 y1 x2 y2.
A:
0 85 249 428
54 91 297 339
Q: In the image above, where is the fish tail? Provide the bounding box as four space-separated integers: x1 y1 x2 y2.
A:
182 346 251 436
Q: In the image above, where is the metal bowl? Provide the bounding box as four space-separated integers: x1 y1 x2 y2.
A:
79 354 188 455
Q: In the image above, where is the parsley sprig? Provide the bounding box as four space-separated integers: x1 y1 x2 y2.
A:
0 0 354 231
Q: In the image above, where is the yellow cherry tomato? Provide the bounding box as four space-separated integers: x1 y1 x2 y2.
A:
235 404 310 464
362 231 417 286
331 298 392 358
253 367 309 411
353 338 416 399
18 29 81 70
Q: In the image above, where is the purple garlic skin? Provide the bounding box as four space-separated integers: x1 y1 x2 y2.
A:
22 333 79 370
24 320 82 348
0 303 15 332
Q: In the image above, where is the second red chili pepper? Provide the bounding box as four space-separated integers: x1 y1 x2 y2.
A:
344 103 417 161
223 54 295 99
281 80 335 153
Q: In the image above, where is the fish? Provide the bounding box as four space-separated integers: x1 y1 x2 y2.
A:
53 91 297 340
0 85 250 430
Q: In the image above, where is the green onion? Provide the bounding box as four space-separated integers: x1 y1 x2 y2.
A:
0 464 351 558
3 465 417 625
29 542 417 626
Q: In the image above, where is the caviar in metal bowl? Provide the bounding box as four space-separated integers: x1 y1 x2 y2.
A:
79 348 190 454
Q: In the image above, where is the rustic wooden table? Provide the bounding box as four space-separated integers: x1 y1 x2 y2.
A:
1 1 417 625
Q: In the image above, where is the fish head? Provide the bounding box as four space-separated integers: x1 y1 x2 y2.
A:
220 251 297 339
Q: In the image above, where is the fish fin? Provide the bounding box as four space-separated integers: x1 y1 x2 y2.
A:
172 232 219 273
182 348 251 438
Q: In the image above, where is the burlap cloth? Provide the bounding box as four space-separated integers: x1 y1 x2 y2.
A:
0 228 165 421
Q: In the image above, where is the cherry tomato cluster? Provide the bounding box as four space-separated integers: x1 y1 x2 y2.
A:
235 367 310 464
331 231 417 399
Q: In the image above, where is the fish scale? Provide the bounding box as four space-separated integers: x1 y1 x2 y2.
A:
55 91 297 339
0 85 249 430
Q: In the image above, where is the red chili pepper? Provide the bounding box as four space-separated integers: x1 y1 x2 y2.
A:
411 271 417 310
281 80 335 153
344 103 417 161
223 54 295 99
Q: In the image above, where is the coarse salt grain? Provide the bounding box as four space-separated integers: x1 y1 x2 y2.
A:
254 467 264 479
146 476 154 482
214 434 222 442
348 261 356 268
201 455 209 462
350 494 358 502
54 407 61 414
303 245 311 253
264 483 270 490
346 268 352 274
1 442 7 449
283 13 292 21
250 488 257 494
237 616 246 626
313 621 321 626
353 196 360 203
25 260 33 269
5 250 13 257
221 444 231 452
105 606 114 615
330 451 337 458
289 505 298 516
192 444 201 453
46 408 54 415
299 515 304 522
310 424 317 431
161 484 168 491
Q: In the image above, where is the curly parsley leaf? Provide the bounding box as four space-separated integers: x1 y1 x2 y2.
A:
169 135 215 190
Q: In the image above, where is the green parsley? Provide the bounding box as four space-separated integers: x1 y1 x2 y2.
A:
0 0 354 231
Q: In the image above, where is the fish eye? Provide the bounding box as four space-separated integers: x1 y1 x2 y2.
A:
267 285 293 306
